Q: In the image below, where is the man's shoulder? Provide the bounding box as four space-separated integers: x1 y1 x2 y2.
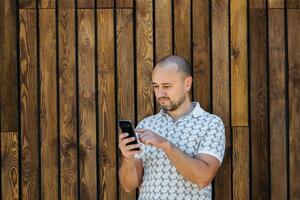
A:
137 113 161 126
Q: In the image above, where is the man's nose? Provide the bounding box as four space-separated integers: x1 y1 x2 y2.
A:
157 88 166 97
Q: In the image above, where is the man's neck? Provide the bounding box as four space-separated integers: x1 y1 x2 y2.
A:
167 100 194 122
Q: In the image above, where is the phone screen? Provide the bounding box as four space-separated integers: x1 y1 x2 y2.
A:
118 120 140 151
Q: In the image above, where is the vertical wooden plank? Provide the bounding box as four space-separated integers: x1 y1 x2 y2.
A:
288 9 300 200
250 0 266 8
97 9 117 200
232 127 249 200
40 0 56 8
19 0 36 8
1 132 19 200
97 0 114 8
268 0 284 8
78 0 94 8
136 0 154 121
0 0 18 132
39 9 58 200
214 127 232 200
192 0 211 112
117 9 136 200
155 0 172 61
231 0 248 126
212 0 230 126
19 9 39 200
58 0 75 8
58 9 78 200
78 9 97 200
268 9 287 200
117 0 133 8
174 0 191 62
249 9 270 200
287 0 300 8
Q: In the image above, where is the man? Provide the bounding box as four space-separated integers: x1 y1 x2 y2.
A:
118 55 225 199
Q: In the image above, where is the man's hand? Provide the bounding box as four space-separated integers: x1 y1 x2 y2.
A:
135 128 169 149
118 133 142 161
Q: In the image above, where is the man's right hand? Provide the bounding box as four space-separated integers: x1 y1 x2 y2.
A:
118 133 142 160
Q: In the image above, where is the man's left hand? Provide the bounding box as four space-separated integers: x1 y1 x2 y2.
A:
135 128 168 149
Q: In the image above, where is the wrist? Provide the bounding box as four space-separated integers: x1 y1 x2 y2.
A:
160 140 172 152
122 156 135 167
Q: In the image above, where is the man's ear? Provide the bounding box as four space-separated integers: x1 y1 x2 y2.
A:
185 76 193 91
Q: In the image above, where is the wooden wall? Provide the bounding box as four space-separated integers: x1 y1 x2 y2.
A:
0 0 299 199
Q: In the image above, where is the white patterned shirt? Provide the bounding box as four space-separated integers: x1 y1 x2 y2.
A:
135 102 226 200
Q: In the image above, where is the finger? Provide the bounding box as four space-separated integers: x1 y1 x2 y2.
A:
128 150 143 156
135 128 146 133
119 133 129 141
126 143 142 151
121 137 137 146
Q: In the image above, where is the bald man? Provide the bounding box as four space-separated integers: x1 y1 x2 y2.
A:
118 55 225 200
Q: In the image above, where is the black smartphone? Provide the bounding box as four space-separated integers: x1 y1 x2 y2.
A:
118 120 140 151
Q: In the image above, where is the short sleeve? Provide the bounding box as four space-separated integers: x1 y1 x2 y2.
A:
197 116 226 164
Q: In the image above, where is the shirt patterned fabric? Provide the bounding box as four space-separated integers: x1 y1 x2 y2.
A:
135 102 226 200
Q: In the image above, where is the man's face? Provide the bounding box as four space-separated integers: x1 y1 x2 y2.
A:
152 63 192 111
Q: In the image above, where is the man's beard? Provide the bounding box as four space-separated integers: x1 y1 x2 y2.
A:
159 95 186 112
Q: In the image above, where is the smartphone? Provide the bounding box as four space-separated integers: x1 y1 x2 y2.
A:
118 120 140 151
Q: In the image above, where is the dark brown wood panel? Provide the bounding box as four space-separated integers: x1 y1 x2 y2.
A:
250 0 266 8
117 0 133 8
214 127 232 200
78 9 97 200
250 9 270 200
136 0 154 121
231 0 248 126
0 0 18 132
58 9 78 200
78 0 94 8
288 9 300 200
97 9 117 200
39 9 58 200
58 0 75 8
19 9 39 200
268 9 287 200
116 9 136 200
232 127 249 200
1 132 19 200
19 0 36 8
287 0 300 8
212 0 230 126
39 0 55 8
174 0 191 62
97 0 113 8
192 0 211 112
268 0 284 8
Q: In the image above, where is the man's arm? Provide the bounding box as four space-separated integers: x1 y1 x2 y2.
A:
118 133 144 192
136 128 221 188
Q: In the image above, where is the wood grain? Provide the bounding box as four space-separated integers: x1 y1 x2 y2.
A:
288 9 300 200
249 9 270 200
0 0 18 132
268 9 287 200
78 9 97 200
19 0 36 8
19 9 39 200
287 0 300 8
58 0 75 8
230 0 248 126
268 0 284 8
117 0 133 8
39 0 55 8
214 127 232 200
39 9 58 200
250 0 266 8
97 9 117 200
117 9 136 200
212 0 230 126
97 0 114 8
58 9 78 200
78 0 94 8
136 0 154 121
174 0 191 62
1 132 19 200
192 0 211 112
232 127 249 200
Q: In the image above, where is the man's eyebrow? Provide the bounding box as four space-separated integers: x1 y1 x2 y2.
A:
151 82 172 85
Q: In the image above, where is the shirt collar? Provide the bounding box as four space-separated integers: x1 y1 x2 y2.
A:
159 102 204 119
